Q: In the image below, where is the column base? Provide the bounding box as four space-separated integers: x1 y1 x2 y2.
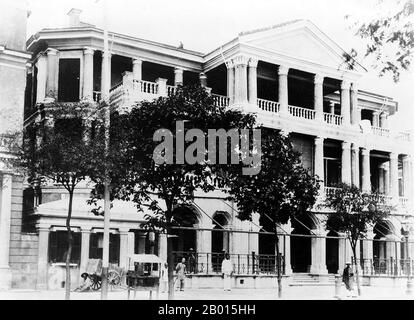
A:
309 265 328 275
284 265 293 275
0 266 12 290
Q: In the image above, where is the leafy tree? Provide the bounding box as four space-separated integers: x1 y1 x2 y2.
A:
92 84 256 299
225 128 320 298
349 0 414 82
16 102 108 300
324 183 391 296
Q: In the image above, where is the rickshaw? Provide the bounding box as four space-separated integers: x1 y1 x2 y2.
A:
126 254 163 300
84 259 124 291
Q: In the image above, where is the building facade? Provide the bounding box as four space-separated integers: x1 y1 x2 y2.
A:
15 9 414 289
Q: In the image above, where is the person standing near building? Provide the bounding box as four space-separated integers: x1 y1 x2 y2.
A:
175 257 187 291
221 253 233 291
161 262 168 293
342 263 355 297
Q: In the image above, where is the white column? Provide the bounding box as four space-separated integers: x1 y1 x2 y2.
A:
280 223 293 275
233 55 248 104
119 229 129 269
36 226 50 290
340 80 350 126
372 111 380 127
45 48 58 101
174 67 184 86
36 54 47 103
314 137 325 194
0 174 12 289
351 144 360 188
350 83 359 125
338 233 347 272
158 233 167 262
314 74 324 121
82 48 94 101
361 148 371 192
278 65 289 115
100 51 112 101
226 61 235 103
310 229 328 274
197 221 212 273
132 58 142 82
248 58 258 104
156 78 168 96
199 72 207 87
362 229 374 274
383 162 390 195
79 228 91 274
380 112 388 128
402 155 411 199
390 152 399 201
341 141 352 184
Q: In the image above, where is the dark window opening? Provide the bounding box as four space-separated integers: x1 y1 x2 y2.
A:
49 231 81 264
58 58 80 102
89 233 120 265
361 109 373 124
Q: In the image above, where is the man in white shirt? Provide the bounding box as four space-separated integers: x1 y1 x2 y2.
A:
221 253 233 291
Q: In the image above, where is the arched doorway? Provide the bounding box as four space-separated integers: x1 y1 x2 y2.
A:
211 211 230 271
290 214 316 273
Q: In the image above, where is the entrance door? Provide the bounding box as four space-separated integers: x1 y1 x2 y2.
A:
58 58 80 102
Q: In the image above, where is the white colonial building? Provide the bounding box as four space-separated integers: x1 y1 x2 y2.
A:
6 9 414 289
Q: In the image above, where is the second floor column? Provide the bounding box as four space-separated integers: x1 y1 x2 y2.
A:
402 156 412 205
45 48 58 100
340 80 350 126
82 47 94 101
361 148 371 193
314 74 324 121
101 51 112 102
341 141 352 184
351 144 360 188
174 67 184 86
233 55 248 104
248 58 258 104
372 111 380 127
226 61 235 103
278 66 289 115
389 152 399 201
35 53 47 103
314 136 325 194
380 112 389 128
350 83 359 125
132 58 142 81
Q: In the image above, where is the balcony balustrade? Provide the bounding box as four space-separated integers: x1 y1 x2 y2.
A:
371 126 390 137
399 197 409 207
288 105 315 120
324 113 343 126
324 186 341 197
212 94 230 107
257 98 280 113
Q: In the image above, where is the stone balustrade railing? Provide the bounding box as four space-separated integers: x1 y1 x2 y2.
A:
371 126 390 137
288 105 315 120
257 98 280 113
212 94 230 107
324 186 341 197
324 113 343 126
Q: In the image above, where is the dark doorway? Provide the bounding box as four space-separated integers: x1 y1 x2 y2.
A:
326 230 339 274
58 58 80 102
291 215 314 273
171 206 198 253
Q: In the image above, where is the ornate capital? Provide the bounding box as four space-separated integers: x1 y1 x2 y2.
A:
232 55 249 67
361 147 370 156
133 58 142 66
314 74 324 85
351 82 358 92
174 67 184 74
83 47 95 56
342 141 351 150
389 152 399 160
351 143 359 151
341 80 350 90
248 58 258 68
46 48 58 56
278 65 289 76
225 60 234 69
314 136 324 145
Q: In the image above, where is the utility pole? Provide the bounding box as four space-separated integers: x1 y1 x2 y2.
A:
100 0 111 300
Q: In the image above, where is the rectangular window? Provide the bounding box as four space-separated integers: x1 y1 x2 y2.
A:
89 233 120 265
49 231 81 264
58 58 80 102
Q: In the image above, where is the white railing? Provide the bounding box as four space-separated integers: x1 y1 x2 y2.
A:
371 126 390 137
396 131 411 141
288 105 315 120
212 94 230 107
399 197 409 207
167 85 176 96
324 113 343 126
138 80 158 94
257 98 280 113
324 187 341 197
378 194 393 205
93 91 101 102
110 82 123 92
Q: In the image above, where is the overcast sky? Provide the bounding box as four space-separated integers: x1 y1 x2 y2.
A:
25 0 414 131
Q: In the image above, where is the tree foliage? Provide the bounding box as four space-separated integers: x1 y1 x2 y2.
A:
351 0 414 82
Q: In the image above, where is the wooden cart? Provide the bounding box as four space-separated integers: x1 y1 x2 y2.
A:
126 254 163 300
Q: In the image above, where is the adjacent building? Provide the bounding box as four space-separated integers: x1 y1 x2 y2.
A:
12 9 414 289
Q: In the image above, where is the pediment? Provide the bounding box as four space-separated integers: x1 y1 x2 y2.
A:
240 20 358 71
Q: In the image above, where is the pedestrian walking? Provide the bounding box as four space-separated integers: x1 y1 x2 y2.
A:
342 263 355 297
175 257 187 291
221 253 233 291
161 262 168 293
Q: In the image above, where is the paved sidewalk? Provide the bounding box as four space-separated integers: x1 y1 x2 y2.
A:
0 285 413 300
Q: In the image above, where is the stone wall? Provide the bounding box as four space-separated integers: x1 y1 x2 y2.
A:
8 176 39 289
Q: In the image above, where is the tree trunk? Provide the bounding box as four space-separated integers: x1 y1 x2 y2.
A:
65 190 74 300
275 232 282 298
167 227 175 300
351 242 361 296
